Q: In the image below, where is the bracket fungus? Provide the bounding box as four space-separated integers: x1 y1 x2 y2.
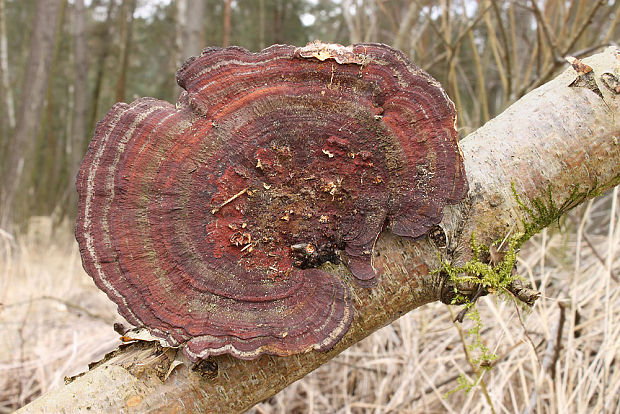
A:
76 42 468 361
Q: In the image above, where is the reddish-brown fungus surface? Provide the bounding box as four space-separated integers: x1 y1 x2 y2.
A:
76 42 468 360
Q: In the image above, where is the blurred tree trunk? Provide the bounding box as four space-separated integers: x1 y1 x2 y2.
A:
174 0 186 69
222 0 231 47
115 0 137 103
258 0 265 49
0 0 14 131
88 0 116 144
342 0 361 43
0 0 62 229
174 0 205 98
16 48 620 414
0 0 14 177
181 0 206 59
63 0 88 218
393 2 419 51
273 0 283 43
342 0 377 44
36 0 66 215
173 0 186 98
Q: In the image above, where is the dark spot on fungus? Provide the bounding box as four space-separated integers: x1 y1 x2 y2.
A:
113 322 129 335
427 225 447 249
192 357 219 380
76 42 468 361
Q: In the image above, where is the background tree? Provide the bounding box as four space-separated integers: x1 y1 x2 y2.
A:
0 0 62 228
66 0 87 217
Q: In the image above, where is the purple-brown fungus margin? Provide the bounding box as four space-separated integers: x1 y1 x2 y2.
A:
75 42 468 361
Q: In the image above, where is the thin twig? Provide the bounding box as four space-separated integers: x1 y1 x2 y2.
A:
454 286 485 323
562 0 605 56
523 301 567 414
331 360 387 375
412 338 527 402
491 0 513 99
512 298 542 367
531 0 561 60
520 0 605 95
211 188 248 214
550 302 567 380
567 213 618 282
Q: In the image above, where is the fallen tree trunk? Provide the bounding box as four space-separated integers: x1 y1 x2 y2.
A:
19 47 619 413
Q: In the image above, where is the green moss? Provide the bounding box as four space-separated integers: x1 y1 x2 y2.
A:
436 231 519 403
435 232 522 305
438 235 514 400
439 182 597 305
445 372 476 397
441 182 600 400
511 181 598 245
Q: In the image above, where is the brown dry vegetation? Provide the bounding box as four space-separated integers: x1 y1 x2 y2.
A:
1 190 617 413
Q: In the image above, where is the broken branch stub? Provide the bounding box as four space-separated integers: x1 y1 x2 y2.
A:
76 42 468 361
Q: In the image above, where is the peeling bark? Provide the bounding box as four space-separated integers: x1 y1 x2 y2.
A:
17 48 620 414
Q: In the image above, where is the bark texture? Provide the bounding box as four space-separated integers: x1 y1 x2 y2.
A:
18 48 620 413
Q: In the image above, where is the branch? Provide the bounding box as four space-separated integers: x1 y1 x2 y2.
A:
519 0 606 95
18 48 620 414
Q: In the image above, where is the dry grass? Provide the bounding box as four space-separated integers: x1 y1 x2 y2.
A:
1 189 618 413
0 218 122 413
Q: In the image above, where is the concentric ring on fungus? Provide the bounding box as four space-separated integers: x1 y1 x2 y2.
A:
76 42 468 361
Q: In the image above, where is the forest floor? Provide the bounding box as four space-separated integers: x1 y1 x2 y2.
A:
0 189 618 414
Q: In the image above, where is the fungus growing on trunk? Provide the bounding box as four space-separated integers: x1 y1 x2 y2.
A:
76 42 468 360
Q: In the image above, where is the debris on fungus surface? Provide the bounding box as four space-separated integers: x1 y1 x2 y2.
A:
76 42 468 361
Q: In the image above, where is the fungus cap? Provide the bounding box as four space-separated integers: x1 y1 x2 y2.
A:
76 42 468 360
